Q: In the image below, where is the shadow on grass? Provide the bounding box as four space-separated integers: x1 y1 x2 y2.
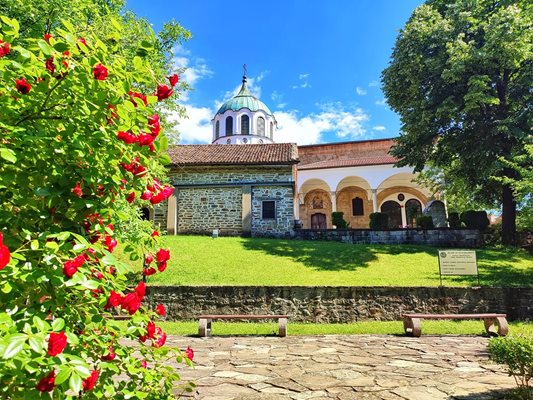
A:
241 238 436 272
449 388 528 400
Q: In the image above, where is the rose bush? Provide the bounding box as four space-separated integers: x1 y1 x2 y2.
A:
0 15 194 399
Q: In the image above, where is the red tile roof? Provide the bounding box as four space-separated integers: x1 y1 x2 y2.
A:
298 155 399 170
167 143 299 166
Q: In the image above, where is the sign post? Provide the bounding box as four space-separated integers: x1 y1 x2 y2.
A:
438 250 479 286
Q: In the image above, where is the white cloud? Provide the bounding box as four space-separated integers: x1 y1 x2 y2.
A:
368 80 379 87
373 125 386 131
275 104 369 145
356 87 367 96
171 49 214 101
375 99 387 106
276 103 287 109
293 73 311 89
169 105 213 144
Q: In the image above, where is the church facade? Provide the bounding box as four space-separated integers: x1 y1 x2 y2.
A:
154 74 437 237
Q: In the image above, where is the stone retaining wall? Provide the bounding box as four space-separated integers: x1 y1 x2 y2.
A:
293 228 484 248
146 286 533 322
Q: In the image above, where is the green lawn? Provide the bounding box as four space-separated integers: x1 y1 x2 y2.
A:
134 235 533 287
117 320 533 336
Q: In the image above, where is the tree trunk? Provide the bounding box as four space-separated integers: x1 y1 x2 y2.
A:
501 184 517 246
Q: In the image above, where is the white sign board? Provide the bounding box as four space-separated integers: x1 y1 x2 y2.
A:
438 250 478 276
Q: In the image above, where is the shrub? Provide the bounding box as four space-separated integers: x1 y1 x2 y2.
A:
332 212 349 229
416 215 434 229
369 212 389 230
448 212 462 228
489 335 533 398
461 210 490 230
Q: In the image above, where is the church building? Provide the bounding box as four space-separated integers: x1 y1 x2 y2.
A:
153 73 436 237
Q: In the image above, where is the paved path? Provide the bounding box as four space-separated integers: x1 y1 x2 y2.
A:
166 335 516 400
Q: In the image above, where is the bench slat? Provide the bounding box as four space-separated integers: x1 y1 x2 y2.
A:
199 315 288 319
402 313 506 319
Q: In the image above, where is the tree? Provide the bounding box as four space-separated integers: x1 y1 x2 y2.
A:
0 14 194 399
382 0 533 245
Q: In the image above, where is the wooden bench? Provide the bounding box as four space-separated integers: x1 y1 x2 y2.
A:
402 313 508 337
198 314 289 337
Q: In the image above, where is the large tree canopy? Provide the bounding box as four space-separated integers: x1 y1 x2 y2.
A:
382 0 532 244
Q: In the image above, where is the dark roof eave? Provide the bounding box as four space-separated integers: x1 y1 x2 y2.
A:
298 161 397 171
169 160 300 167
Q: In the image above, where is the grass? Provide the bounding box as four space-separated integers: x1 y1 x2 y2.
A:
118 320 533 336
132 235 533 287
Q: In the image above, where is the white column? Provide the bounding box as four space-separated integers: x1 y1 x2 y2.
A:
166 189 178 235
330 191 337 212
400 205 407 228
371 189 378 213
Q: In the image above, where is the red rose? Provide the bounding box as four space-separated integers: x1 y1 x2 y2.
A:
71 182 83 198
121 292 141 315
135 281 146 299
36 370 56 392
43 33 52 42
15 78 31 94
155 304 165 316
149 120 161 137
93 63 108 80
129 90 148 107
103 235 117 252
0 40 11 57
62 255 84 278
45 58 55 74
143 267 156 276
0 232 11 270
157 261 167 273
185 346 194 361
102 347 116 361
78 37 87 46
140 360 147 368
82 370 99 391
48 331 67 356
168 74 179 87
156 249 170 263
156 84 173 101
140 190 152 201
153 327 166 348
146 321 156 338
137 133 155 147
117 131 137 144
105 290 123 309
148 114 159 126
145 254 154 264
151 230 159 237
126 192 136 204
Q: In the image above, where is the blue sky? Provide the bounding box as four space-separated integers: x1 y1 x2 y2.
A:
126 0 424 145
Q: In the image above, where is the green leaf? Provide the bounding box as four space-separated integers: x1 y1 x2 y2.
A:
61 19 75 33
44 241 59 251
1 281 12 294
64 332 79 346
133 56 143 70
2 333 27 359
16 47 32 59
55 366 72 385
101 254 116 266
69 372 82 394
57 232 70 241
28 336 44 354
38 40 53 56
0 148 17 163
70 359 91 377
32 316 46 332
159 153 171 166
53 42 69 52
52 318 65 332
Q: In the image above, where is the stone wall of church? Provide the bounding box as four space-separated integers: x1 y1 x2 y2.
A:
251 186 294 237
177 187 242 235
164 165 295 236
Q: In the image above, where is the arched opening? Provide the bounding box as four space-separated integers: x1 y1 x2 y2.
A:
381 201 402 228
405 199 422 227
215 120 220 139
270 122 274 139
241 115 249 135
225 116 233 135
257 117 265 136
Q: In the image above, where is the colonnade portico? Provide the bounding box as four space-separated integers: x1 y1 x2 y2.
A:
297 166 432 229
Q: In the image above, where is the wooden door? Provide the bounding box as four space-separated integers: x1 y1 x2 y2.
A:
311 213 327 229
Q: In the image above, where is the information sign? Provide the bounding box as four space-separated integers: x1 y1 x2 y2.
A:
438 250 479 285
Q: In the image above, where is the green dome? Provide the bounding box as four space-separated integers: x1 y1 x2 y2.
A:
216 78 273 115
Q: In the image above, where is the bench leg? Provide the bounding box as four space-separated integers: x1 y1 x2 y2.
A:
278 318 287 337
198 318 212 337
484 317 508 337
403 317 422 337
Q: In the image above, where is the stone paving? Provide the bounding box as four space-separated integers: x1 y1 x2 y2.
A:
166 335 517 400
